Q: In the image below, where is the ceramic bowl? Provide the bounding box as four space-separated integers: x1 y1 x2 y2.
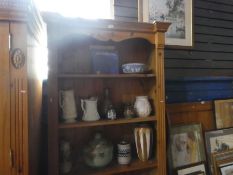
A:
122 63 147 74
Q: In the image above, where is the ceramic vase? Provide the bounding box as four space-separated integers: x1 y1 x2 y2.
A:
59 90 77 123
134 96 151 117
117 141 131 165
134 126 153 161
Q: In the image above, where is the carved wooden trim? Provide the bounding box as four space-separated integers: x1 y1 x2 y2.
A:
11 48 25 69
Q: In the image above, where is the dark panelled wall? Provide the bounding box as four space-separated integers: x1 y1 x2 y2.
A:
114 0 138 22
114 0 233 103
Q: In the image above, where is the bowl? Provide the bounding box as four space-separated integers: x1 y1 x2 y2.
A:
122 63 147 74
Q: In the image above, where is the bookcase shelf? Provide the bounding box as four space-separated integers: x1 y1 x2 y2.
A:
45 14 170 175
59 116 157 129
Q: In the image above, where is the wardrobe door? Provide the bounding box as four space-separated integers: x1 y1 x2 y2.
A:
0 22 11 175
9 22 28 175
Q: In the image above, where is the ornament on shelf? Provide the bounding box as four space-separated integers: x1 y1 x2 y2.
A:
134 126 153 161
59 89 77 123
117 141 131 165
81 97 100 121
60 140 72 174
134 96 151 117
123 103 136 119
106 104 116 120
83 132 113 168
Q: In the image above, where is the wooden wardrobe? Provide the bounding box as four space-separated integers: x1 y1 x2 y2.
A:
0 1 47 175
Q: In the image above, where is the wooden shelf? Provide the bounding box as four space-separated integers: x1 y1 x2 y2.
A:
58 73 155 79
76 159 157 175
59 116 157 129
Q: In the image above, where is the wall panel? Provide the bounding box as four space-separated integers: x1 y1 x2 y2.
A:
114 0 233 102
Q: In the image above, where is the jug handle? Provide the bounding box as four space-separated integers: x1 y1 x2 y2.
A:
59 91 64 108
81 99 86 114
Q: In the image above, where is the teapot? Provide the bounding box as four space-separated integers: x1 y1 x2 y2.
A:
81 97 100 121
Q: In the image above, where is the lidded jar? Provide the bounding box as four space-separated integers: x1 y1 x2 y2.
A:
83 133 113 168
134 96 151 117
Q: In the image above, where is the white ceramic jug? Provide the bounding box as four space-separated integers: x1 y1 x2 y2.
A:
134 96 151 117
81 98 100 121
59 90 77 123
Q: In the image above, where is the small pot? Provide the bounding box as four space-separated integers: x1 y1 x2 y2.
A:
117 141 131 165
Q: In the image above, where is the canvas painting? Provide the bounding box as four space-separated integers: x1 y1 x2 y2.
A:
177 163 206 175
220 164 233 175
210 134 233 153
214 99 233 129
170 124 205 168
140 0 193 46
205 128 233 173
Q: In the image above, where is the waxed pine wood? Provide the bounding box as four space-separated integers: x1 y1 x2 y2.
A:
0 22 11 175
166 101 215 131
45 14 170 175
0 1 46 175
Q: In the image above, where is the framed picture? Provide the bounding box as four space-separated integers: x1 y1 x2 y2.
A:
177 163 207 175
169 123 206 169
138 0 193 46
214 99 233 129
220 163 233 175
212 149 233 175
205 128 233 174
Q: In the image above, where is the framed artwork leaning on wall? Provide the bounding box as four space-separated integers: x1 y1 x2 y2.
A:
168 123 206 169
211 149 233 175
214 98 233 129
220 163 233 175
205 128 233 174
177 162 207 175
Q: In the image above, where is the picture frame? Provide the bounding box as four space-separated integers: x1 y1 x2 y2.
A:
212 149 233 175
169 123 206 169
138 0 193 47
177 162 207 175
205 128 233 174
214 99 233 129
220 163 233 175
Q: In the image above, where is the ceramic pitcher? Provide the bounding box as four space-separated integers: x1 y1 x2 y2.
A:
59 90 77 123
81 98 100 121
134 126 153 161
134 96 151 117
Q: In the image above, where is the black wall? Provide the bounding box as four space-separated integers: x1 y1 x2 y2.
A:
114 0 233 103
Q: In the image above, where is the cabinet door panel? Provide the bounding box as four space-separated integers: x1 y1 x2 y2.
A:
0 22 11 175
10 22 28 175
